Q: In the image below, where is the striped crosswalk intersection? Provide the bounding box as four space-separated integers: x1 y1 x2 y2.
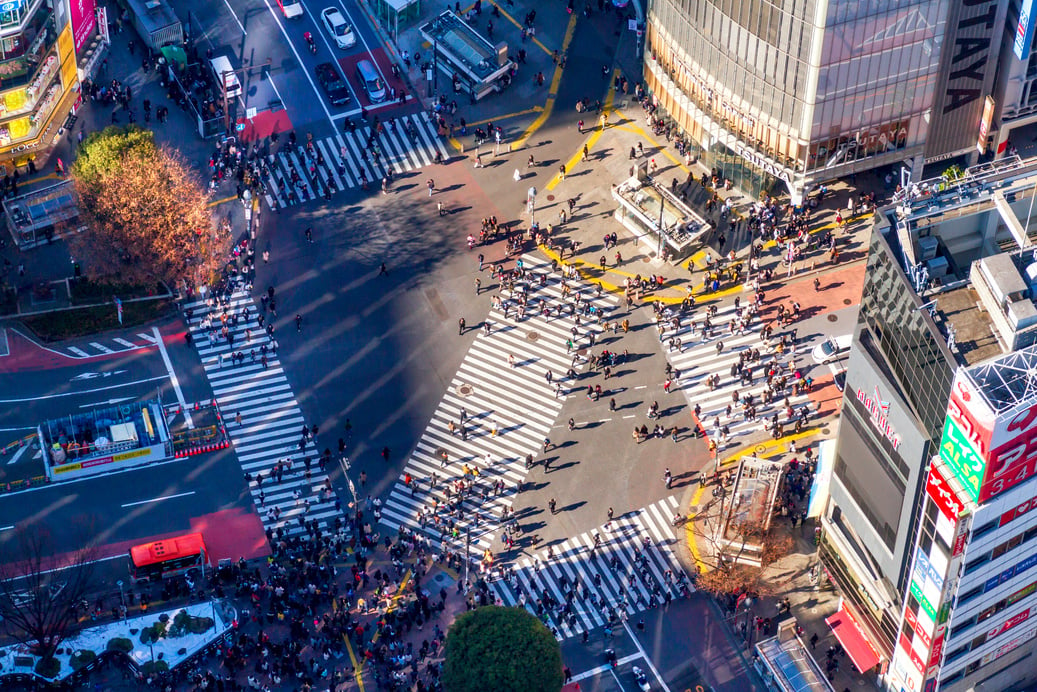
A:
657 301 812 448
261 112 449 209
490 495 692 639
183 285 341 540
379 254 617 555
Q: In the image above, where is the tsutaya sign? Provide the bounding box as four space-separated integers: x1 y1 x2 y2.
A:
857 385 903 450
733 143 794 184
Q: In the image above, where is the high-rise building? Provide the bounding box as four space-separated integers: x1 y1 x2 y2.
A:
889 353 1037 692
819 155 1037 689
0 0 106 167
642 0 950 204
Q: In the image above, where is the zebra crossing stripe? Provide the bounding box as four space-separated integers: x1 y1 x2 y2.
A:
260 114 446 209
490 496 691 639
379 255 616 545
659 301 812 445
182 287 343 539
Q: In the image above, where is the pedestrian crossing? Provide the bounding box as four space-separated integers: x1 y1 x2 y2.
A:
182 284 341 540
656 300 813 449
490 495 692 639
260 111 450 209
379 254 618 554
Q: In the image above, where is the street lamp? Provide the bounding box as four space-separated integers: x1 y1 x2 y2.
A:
116 580 126 621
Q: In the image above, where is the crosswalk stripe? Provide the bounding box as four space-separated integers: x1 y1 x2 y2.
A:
378 255 616 546
655 301 813 447
258 114 445 208
183 282 344 540
489 496 692 639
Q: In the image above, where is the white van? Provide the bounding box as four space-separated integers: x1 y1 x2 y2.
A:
209 55 241 100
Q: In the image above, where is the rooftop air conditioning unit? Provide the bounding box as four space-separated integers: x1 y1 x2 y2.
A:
145 0 161 9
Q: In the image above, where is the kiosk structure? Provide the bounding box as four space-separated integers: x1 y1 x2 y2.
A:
38 400 172 481
611 165 710 261
420 10 514 102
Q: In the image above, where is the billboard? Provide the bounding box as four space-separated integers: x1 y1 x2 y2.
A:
941 369 1037 504
1017 0 1037 61
70 0 97 55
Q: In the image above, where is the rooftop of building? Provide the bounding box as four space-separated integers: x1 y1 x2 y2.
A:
878 154 1037 368
755 622 835 692
962 343 1037 414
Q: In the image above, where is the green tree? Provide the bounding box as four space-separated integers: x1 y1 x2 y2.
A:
442 606 563 692
68 125 227 288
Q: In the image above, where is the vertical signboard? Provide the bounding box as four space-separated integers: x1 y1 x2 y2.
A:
1017 0 1037 61
70 0 97 55
977 96 995 154
983 397 1037 502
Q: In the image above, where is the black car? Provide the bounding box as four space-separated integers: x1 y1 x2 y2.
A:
315 62 350 106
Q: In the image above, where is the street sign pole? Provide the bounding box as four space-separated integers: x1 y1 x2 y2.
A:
527 186 537 224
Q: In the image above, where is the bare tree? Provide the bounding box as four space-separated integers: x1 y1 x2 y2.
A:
0 523 98 661
690 513 788 599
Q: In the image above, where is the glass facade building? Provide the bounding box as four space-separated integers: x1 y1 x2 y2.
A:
0 0 98 167
819 225 957 666
644 0 948 202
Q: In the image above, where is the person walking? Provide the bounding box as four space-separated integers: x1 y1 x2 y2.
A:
427 178 435 196
295 314 302 332
549 498 557 514
664 468 673 489
568 417 576 431
558 163 566 181
582 144 589 162
458 317 466 335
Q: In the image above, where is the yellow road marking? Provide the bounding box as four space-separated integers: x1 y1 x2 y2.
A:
685 427 823 572
370 569 412 644
546 69 618 191
331 597 366 691
208 195 237 207
511 12 578 151
487 0 553 56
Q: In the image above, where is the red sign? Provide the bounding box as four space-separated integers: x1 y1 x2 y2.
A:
70 0 97 55
904 605 931 648
988 608 1031 639
927 465 965 521
927 630 945 669
1000 493 1037 527
952 528 969 557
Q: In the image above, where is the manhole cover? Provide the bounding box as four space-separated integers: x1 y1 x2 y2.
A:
546 194 555 201
843 298 852 305
457 383 475 397
827 314 838 322
577 348 588 357
822 428 831 435
755 444 767 454
527 330 540 341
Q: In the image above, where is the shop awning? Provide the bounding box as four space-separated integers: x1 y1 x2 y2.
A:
825 607 881 672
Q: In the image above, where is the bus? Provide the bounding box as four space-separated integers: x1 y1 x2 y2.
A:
128 533 207 583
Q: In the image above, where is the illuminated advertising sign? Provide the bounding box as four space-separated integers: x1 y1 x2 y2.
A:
911 580 937 621
939 417 985 501
70 0 97 55
988 608 1031 639
1016 0 1037 60
977 96 995 154
983 399 1037 502
981 624 1037 665
927 464 966 522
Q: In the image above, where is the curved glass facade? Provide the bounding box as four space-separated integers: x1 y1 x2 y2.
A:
645 0 949 199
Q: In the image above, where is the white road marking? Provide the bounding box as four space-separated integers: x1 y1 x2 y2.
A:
623 620 672 692
121 491 196 508
113 338 136 348
153 326 192 429
6 445 30 465
0 376 167 403
220 0 247 35
68 346 90 357
89 342 114 353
